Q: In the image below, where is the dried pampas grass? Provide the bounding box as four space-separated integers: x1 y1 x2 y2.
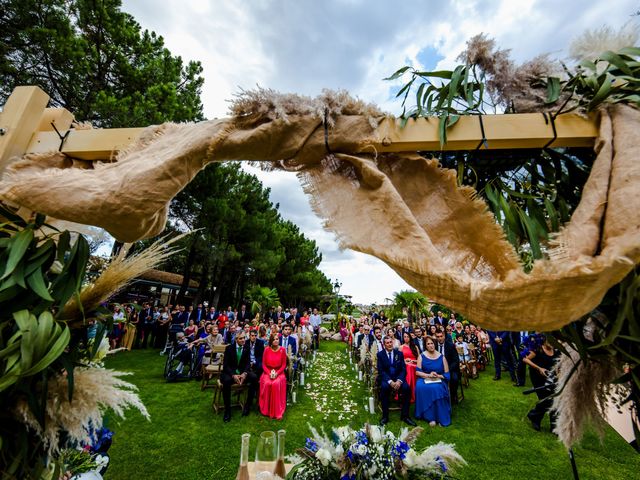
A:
552 346 620 448
15 366 149 453
569 23 639 62
61 233 185 325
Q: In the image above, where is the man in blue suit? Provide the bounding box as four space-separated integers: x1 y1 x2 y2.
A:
279 324 297 355
488 330 516 382
377 336 416 427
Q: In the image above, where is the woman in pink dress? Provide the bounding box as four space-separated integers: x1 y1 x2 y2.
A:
401 332 419 403
259 333 288 419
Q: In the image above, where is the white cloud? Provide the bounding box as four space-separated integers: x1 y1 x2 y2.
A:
121 0 638 303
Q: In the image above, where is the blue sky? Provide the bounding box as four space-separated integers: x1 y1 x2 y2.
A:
121 0 638 304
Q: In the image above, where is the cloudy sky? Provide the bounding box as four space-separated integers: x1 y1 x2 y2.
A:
121 0 637 305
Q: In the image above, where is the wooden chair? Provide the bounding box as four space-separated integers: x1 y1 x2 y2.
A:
456 345 471 387
201 344 226 391
211 348 247 413
467 344 479 378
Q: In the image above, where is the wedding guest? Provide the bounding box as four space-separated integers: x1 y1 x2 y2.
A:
121 305 137 351
156 306 171 350
488 330 517 383
279 323 297 355
184 319 198 340
372 326 384 353
415 336 451 426
377 336 416 427
258 324 268 344
246 329 265 378
401 332 418 403
309 307 322 349
259 333 288 420
221 332 258 422
435 331 460 404
413 327 425 353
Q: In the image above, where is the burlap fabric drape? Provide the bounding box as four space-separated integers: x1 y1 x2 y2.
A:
1 90 638 331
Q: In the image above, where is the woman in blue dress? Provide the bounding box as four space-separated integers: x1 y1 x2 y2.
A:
415 336 451 426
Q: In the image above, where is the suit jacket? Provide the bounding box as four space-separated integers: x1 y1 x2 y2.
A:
414 337 425 353
377 348 407 385
279 335 297 355
223 342 251 376
238 309 252 323
175 311 190 326
488 330 510 348
436 340 460 374
245 339 264 371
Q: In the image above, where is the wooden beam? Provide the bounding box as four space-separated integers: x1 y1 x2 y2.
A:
375 113 597 152
21 112 598 162
37 107 74 133
0 86 50 175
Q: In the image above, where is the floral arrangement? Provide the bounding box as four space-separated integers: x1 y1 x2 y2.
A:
286 424 465 479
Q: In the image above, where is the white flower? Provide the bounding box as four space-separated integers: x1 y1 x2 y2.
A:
316 448 332 466
367 464 378 477
94 338 110 362
334 426 350 442
335 445 344 456
404 449 419 467
377 445 384 455
369 425 383 443
356 444 367 456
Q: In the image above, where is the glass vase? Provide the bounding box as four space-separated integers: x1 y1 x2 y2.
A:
273 429 286 478
236 433 250 480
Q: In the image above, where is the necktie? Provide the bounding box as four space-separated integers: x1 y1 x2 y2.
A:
236 346 242 373
439 343 443 355
388 351 393 364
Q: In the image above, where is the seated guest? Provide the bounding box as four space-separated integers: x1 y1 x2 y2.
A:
184 319 198 340
246 329 265 377
415 336 451 427
371 326 384 353
258 324 268 344
455 334 471 362
401 332 418 403
259 333 288 420
279 324 297 355
413 327 425 353
435 331 460 404
193 324 224 365
221 332 258 422
377 336 416 427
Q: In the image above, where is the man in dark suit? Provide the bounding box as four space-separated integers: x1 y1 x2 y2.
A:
279 324 297 355
245 329 264 377
377 336 416 427
488 330 516 382
140 302 154 348
237 304 252 324
221 331 258 422
413 327 425 353
435 331 461 404
205 307 218 322
194 303 206 323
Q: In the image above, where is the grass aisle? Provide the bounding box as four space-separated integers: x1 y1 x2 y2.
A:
105 341 640 479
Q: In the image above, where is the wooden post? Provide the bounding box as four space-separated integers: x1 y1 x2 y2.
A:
0 86 50 176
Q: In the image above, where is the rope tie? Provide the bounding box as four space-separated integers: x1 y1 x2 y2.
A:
51 122 71 151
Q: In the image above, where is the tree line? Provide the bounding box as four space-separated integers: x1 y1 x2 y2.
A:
1 0 333 309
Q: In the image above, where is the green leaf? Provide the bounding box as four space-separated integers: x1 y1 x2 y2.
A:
414 70 453 79
618 47 640 57
518 209 542 259
383 66 410 81
1 229 34 280
26 268 54 301
21 325 70 376
544 198 559 231
587 74 613 110
545 76 561 104
600 51 633 76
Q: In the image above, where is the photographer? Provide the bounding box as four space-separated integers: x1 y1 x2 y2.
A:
522 334 560 432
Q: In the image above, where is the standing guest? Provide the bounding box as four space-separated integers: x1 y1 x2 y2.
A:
238 304 252 324
206 306 218 322
109 305 125 350
259 333 288 420
435 311 446 328
435 331 460 404
402 320 412 337
156 306 171 350
221 332 258 422
522 335 559 431
186 305 195 323
415 336 451 427
140 303 154 348
401 332 418 403
217 309 229 334
377 336 416 427
309 308 322 349
194 303 206 323
379 310 388 324
122 305 137 351
488 330 517 383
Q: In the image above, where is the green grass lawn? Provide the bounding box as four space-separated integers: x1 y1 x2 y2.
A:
104 341 640 479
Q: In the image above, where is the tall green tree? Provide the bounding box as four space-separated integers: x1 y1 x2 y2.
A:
0 0 204 127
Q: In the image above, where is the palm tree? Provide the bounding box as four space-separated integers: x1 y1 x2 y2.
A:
393 290 428 324
247 285 280 316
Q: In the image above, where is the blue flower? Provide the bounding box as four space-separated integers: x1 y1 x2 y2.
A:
392 441 409 459
305 438 319 452
355 430 368 445
346 450 354 462
341 474 355 480
436 456 448 473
